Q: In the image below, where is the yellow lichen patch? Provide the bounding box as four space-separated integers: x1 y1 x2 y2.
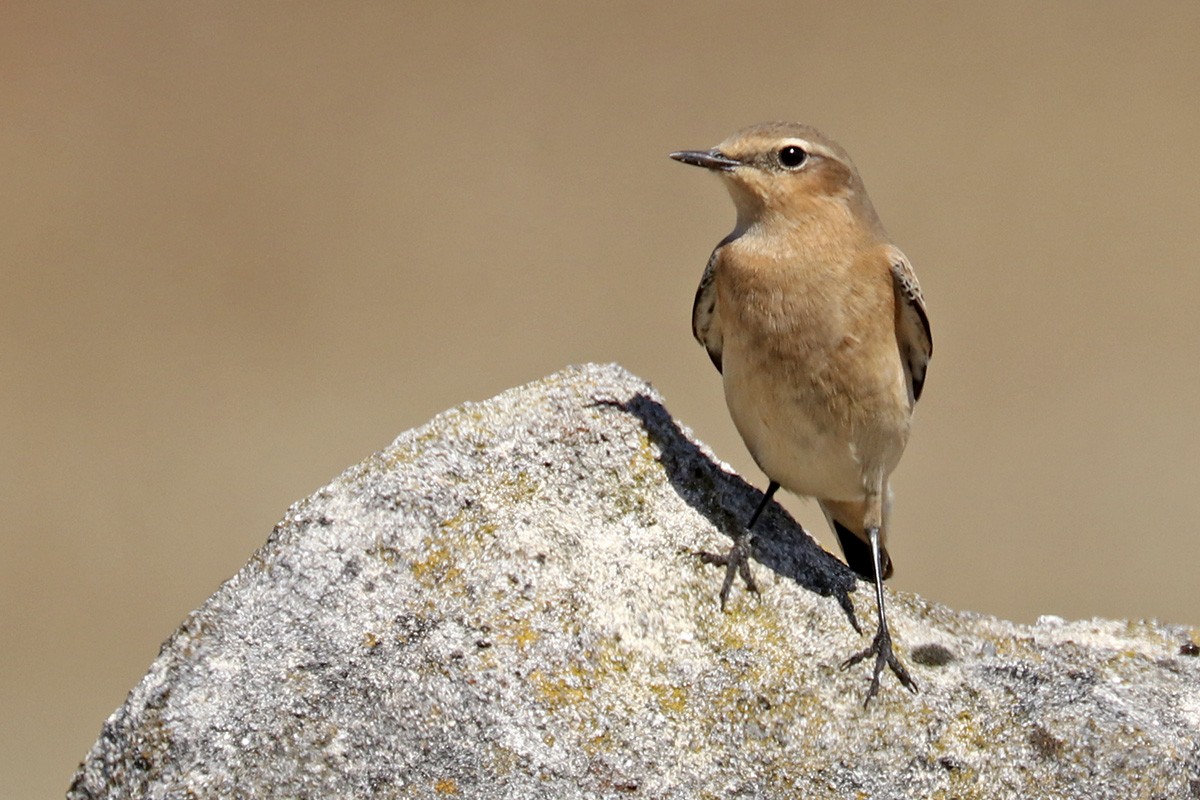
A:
412 497 506 591
496 469 541 504
426 512 499 590
434 777 458 794
583 729 613 758
696 602 793 673
410 542 464 589
715 686 773 722
606 431 665 524
528 668 588 707
649 683 688 715
519 635 648 758
437 506 496 538
989 636 1034 658
488 743 519 777
929 707 992 755
513 625 540 651
942 764 986 799
438 509 470 531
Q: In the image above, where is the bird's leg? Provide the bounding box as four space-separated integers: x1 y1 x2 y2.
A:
840 524 919 705
697 480 779 610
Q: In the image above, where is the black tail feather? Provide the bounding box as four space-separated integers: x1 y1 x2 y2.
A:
832 519 893 581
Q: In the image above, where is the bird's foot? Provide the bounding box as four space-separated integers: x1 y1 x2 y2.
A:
695 534 757 611
841 623 918 706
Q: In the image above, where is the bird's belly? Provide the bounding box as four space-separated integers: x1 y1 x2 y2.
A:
721 344 908 502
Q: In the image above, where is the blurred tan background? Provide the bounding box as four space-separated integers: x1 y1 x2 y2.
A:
5 2 1200 795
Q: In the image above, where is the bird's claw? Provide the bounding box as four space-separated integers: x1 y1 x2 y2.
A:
841 624 918 706
695 535 757 611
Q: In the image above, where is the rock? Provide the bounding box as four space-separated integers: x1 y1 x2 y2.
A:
68 364 1200 799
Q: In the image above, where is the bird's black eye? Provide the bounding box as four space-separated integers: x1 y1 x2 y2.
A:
778 145 807 168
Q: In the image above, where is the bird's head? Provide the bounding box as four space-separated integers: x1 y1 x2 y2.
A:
670 121 878 233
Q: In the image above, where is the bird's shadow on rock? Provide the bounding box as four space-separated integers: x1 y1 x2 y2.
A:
594 393 861 631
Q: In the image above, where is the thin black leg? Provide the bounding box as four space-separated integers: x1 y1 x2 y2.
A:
747 480 779 528
696 481 780 610
840 526 919 705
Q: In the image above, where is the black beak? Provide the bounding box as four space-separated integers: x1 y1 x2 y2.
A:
669 149 741 172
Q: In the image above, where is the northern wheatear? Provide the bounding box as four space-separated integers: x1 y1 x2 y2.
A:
670 122 932 703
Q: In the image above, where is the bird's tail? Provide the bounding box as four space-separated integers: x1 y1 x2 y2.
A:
820 499 894 581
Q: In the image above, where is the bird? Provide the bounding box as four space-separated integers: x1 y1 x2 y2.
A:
669 122 932 704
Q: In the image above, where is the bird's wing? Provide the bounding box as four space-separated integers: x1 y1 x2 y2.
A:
691 245 724 373
886 246 932 403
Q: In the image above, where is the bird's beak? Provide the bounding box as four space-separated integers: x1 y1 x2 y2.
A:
669 149 742 172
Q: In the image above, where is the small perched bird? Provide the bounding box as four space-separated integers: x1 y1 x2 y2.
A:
670 122 932 703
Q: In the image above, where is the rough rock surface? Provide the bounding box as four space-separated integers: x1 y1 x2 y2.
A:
70 364 1200 799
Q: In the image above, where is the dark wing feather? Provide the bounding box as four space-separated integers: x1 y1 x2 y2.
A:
691 246 724 373
887 246 932 403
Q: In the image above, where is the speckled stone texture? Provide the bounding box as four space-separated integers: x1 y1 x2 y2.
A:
69 364 1200 799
